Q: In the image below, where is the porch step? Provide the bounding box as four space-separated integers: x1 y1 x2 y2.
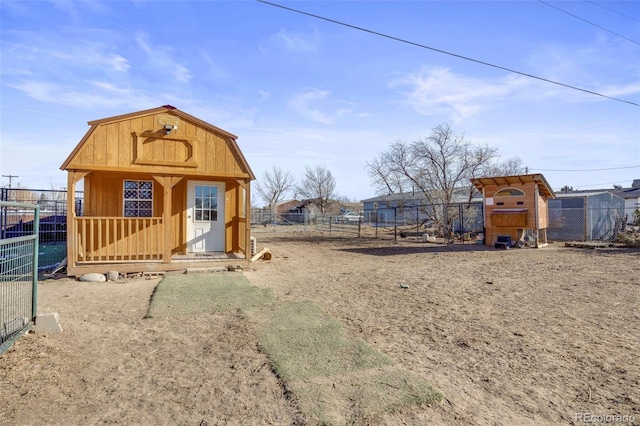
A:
186 266 230 274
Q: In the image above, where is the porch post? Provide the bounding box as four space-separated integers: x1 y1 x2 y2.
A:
66 172 76 268
66 171 87 269
163 179 172 263
245 178 252 259
153 176 183 264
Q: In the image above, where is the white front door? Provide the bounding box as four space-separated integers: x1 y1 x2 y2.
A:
186 181 225 252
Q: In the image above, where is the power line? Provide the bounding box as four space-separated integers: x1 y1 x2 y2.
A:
570 180 634 188
586 1 640 24
538 0 640 46
257 0 640 107
530 165 640 172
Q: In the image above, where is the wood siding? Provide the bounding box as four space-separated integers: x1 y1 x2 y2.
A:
471 175 554 247
62 107 254 275
84 172 163 217
69 114 250 177
491 210 527 227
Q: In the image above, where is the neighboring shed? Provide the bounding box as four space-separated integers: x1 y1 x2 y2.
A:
548 191 626 241
611 179 640 224
471 174 555 248
60 106 255 276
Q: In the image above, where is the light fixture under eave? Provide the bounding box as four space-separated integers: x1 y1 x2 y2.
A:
163 124 178 135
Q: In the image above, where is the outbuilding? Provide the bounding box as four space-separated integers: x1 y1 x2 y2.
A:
547 191 626 241
60 106 255 276
470 174 555 248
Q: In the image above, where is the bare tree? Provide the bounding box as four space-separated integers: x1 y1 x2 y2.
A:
366 123 499 234
296 165 336 216
483 156 527 177
255 166 295 220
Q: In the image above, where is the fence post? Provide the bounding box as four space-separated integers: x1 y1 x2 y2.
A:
375 208 378 239
394 207 397 241
1 188 5 239
32 205 40 321
460 204 464 245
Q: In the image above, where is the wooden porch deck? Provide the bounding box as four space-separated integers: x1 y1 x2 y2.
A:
68 252 248 276
67 216 249 276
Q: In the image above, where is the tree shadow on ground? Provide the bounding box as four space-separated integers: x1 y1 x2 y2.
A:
337 243 497 256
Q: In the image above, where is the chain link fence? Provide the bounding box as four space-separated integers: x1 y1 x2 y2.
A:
1 201 39 355
360 203 485 242
548 206 638 242
251 203 486 242
1 188 82 271
252 204 639 244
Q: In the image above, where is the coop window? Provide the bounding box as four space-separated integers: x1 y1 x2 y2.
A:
495 188 525 197
123 180 153 217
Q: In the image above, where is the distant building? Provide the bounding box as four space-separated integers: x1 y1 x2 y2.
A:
361 190 483 234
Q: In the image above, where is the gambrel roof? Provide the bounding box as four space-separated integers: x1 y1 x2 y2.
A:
60 105 255 180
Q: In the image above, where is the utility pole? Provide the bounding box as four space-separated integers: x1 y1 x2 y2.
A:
2 174 18 189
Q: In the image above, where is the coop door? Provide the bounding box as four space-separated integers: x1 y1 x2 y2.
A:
186 181 225 252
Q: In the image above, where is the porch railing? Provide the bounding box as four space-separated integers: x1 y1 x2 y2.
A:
75 217 163 262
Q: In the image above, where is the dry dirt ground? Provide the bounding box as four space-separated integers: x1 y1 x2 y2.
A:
1 229 639 425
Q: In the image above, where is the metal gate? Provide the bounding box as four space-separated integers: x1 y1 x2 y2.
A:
1 201 39 355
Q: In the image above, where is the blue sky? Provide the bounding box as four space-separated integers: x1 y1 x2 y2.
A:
1 0 639 203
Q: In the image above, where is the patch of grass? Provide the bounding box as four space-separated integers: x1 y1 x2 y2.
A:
147 276 442 423
291 366 442 424
256 301 442 424
146 273 274 318
256 301 392 381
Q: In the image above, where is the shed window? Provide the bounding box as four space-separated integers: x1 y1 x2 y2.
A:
123 180 153 217
495 188 525 197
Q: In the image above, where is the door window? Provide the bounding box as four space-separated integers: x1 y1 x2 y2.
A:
194 185 218 221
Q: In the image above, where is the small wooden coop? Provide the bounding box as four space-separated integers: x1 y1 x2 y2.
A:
470 174 555 248
60 105 255 276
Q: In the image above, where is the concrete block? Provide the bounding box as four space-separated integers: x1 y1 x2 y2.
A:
107 271 119 281
36 312 63 334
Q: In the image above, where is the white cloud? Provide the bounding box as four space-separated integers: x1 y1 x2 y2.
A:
2 38 130 74
270 28 319 54
522 37 640 103
288 89 355 124
599 82 640 99
135 33 192 82
390 66 530 121
6 79 153 109
52 48 130 72
289 89 333 124
258 90 271 101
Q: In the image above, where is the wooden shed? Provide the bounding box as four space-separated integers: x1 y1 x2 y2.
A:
60 105 255 276
470 174 555 248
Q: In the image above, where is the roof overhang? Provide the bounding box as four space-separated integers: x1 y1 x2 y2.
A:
470 174 555 198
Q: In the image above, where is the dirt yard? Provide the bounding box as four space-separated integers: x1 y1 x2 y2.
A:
1 229 639 425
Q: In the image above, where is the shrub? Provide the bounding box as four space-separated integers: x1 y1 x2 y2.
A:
617 231 640 248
